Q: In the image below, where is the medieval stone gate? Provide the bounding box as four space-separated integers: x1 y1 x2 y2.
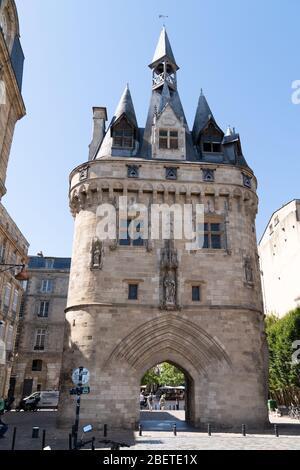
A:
57 28 269 430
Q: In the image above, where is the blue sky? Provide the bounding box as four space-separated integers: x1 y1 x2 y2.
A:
3 0 300 257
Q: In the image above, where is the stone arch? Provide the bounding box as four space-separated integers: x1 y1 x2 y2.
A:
142 182 153 192
190 185 201 195
105 314 232 376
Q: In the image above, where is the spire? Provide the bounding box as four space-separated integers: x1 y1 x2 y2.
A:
150 27 178 70
192 91 217 141
112 84 138 128
158 81 171 113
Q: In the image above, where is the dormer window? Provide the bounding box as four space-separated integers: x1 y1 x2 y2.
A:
112 118 134 149
159 130 178 150
203 142 222 153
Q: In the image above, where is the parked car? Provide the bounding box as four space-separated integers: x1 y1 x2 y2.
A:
16 391 59 411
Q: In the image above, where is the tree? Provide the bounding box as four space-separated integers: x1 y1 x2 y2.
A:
266 307 300 405
141 362 185 389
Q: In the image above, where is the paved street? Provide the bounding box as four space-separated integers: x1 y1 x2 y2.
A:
0 411 300 450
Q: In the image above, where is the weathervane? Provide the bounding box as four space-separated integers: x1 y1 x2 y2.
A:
159 14 169 27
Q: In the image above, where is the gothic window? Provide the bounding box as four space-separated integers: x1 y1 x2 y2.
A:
242 174 252 189
34 329 46 351
128 284 138 300
38 301 49 318
159 130 178 150
127 165 139 178
32 360 43 372
197 221 224 250
192 286 201 302
166 167 177 180
119 219 144 246
112 118 134 148
202 169 215 182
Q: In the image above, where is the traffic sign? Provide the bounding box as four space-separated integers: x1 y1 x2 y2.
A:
69 386 90 396
72 367 90 385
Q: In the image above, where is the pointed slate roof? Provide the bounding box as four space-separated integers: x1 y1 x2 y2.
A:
112 84 138 128
149 27 179 70
192 90 219 140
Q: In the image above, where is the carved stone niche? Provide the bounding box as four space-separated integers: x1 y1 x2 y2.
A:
244 257 254 286
202 169 215 182
90 237 104 270
79 166 89 182
160 240 180 310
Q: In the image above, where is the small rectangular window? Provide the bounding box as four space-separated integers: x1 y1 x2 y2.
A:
34 329 46 351
41 279 53 293
128 284 138 300
211 234 222 249
38 301 49 318
212 143 221 153
4 283 12 307
159 130 178 150
12 289 19 313
203 142 212 152
192 286 201 302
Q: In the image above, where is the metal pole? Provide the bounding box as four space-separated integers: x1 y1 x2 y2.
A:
103 424 107 437
274 424 279 437
139 424 142 436
73 366 83 450
42 429 46 449
91 437 95 450
208 423 211 436
242 424 246 436
11 427 17 450
173 424 177 436
69 433 72 450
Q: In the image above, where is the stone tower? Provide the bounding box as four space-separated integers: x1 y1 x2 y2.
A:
58 28 269 430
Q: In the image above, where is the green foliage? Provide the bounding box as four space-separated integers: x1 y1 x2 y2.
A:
266 307 300 405
141 363 185 387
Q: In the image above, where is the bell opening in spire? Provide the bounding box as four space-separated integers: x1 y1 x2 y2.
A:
152 60 177 90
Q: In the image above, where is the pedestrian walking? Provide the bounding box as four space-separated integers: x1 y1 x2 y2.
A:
147 393 154 411
159 394 166 410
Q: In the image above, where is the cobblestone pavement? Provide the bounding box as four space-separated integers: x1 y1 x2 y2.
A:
0 411 300 450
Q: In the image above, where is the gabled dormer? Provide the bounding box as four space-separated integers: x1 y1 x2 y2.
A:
152 102 186 160
96 84 139 158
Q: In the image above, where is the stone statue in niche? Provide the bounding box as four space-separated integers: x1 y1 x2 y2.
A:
245 258 253 283
164 272 176 306
91 237 103 270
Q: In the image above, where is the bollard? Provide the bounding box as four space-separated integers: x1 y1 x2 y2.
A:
173 405 176 411
103 424 107 437
32 427 39 439
242 424 246 437
139 424 143 436
91 437 95 450
69 433 73 450
11 427 17 450
208 423 212 436
173 424 177 436
42 430 46 450
274 424 279 437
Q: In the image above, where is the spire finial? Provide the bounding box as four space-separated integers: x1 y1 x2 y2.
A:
200 88 203 96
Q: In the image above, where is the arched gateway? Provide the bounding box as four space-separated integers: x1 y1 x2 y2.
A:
57 28 269 430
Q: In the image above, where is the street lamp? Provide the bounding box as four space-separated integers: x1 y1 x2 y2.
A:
0 263 30 281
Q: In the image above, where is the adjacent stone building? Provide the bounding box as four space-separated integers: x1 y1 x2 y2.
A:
58 28 269 430
259 199 300 317
12 256 70 401
0 0 25 200
0 203 28 397
0 0 28 398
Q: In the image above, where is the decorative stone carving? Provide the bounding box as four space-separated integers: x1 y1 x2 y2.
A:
79 166 89 182
242 173 252 189
164 271 176 306
244 257 254 284
127 165 139 178
202 169 215 182
160 240 179 310
166 167 177 180
90 238 104 270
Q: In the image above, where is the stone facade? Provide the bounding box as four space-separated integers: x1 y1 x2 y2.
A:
0 0 25 200
58 28 269 430
11 256 70 401
259 199 300 317
0 203 28 396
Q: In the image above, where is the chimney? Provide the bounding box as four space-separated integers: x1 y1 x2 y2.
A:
88 107 108 161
